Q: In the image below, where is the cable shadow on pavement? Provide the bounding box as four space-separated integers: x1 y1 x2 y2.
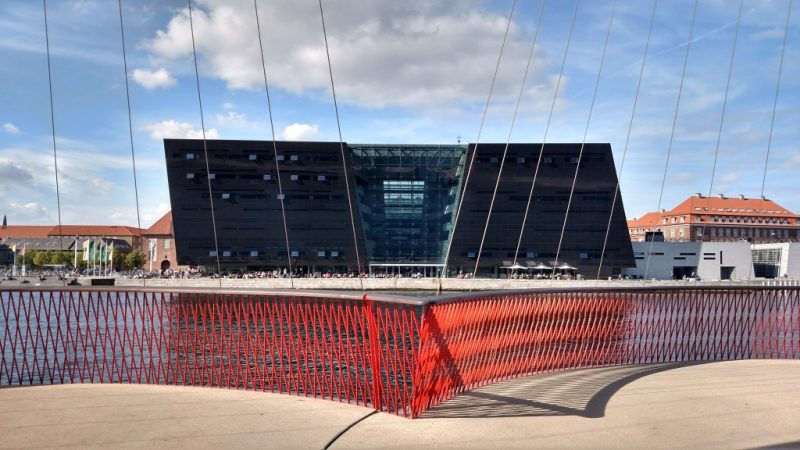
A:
421 362 708 419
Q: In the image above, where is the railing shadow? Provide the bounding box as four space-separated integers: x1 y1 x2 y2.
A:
421 361 709 419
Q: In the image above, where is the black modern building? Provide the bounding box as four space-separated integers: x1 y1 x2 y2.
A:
165 139 634 277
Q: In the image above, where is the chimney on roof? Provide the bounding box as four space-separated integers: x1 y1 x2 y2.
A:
738 194 745 200
717 193 725 199
694 193 703 198
761 195 768 201
660 208 666 213
1 213 5 227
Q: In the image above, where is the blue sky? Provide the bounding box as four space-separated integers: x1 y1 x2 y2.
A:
0 0 797 227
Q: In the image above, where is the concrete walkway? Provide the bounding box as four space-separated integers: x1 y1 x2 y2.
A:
1 360 799 449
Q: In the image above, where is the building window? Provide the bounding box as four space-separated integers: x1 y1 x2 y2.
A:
208 173 216 180
290 174 299 181
186 173 195 179
186 153 196 160
249 154 257 160
317 250 326 257
696 229 703 237
317 175 327 181
517 157 525 164
263 174 272 181
579 252 589 260
467 250 476 258
277 154 285 161
221 193 231 199
209 250 217 257
250 250 259 257
290 250 299 257
331 250 339 257
543 157 553 164
526 251 536 259
163 239 171 250
290 155 299 161
222 250 231 257
277 194 285 200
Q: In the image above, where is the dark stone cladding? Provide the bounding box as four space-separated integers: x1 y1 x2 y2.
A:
447 143 634 278
164 139 367 272
165 139 635 277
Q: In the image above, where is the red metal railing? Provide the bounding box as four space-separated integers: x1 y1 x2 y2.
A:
2 286 798 418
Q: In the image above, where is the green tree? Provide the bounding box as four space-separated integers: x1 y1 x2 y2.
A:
125 250 144 269
33 250 49 268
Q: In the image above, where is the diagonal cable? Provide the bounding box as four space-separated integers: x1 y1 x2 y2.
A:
700 0 743 244
552 0 617 279
596 0 658 282
253 0 294 288
116 0 145 282
318 0 364 289
512 0 581 274
469 0 548 289
643 0 699 280
42 0 65 284
750 0 793 280
439 0 518 284
187 0 222 286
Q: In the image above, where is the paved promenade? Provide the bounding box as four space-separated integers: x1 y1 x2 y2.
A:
1 360 798 449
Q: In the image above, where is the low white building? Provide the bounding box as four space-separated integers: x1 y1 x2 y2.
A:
625 241 753 281
751 243 800 279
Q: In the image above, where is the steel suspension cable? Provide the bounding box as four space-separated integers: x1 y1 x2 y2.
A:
596 0 658 282
253 0 294 288
116 0 144 283
469 0 548 289
511 0 580 274
187 0 222 286
750 0 793 280
318 0 364 289
42 0 65 283
552 0 616 279
643 0 699 280
438 0 518 285
700 0 743 244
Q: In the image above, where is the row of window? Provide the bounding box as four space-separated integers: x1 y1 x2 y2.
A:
186 173 332 182
185 152 338 162
208 249 344 258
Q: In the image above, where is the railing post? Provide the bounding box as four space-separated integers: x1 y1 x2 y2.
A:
362 294 384 412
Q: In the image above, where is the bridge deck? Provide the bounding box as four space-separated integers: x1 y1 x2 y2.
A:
1 360 798 449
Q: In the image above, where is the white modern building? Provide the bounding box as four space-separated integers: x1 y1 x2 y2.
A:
751 242 800 279
625 241 754 281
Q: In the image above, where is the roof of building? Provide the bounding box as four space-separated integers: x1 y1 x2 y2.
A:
667 195 798 219
3 237 73 252
0 225 54 239
629 195 800 229
142 212 172 236
47 225 143 237
628 211 662 229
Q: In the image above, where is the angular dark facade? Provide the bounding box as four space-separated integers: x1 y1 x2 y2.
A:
165 139 634 277
447 143 634 277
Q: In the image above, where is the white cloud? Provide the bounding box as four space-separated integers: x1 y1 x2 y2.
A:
215 110 247 125
281 123 319 141
131 68 177 90
9 202 48 219
0 159 34 184
143 0 551 109
143 119 220 140
751 27 785 41
2 123 20 134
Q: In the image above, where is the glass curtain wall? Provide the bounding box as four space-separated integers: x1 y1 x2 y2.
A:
350 145 466 266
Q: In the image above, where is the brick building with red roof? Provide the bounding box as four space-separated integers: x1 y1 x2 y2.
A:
142 212 182 272
628 194 800 243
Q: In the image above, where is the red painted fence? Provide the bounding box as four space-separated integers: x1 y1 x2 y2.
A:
2 286 798 418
